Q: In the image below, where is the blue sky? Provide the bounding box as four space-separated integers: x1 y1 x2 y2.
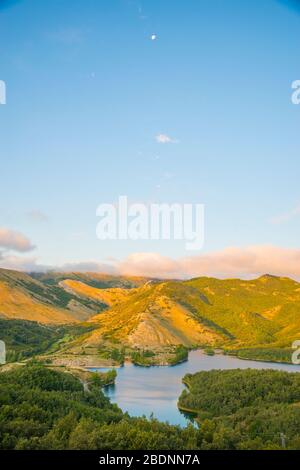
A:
0 0 300 277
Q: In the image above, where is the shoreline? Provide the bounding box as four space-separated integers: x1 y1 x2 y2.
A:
3 347 297 372
83 348 298 371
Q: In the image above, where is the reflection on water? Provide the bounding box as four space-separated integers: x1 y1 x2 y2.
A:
89 350 300 427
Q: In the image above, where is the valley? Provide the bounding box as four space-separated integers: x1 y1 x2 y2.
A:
0 268 299 366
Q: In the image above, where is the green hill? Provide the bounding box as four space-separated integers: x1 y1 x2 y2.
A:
0 319 97 361
178 369 300 449
80 275 300 363
1 269 300 365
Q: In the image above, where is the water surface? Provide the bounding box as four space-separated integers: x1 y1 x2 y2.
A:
90 350 300 427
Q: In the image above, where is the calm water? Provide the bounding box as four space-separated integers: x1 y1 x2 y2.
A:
90 350 300 427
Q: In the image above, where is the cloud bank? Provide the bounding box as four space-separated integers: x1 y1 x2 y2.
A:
116 246 300 280
2 244 300 281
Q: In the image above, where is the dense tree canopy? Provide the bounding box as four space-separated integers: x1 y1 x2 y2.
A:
0 364 198 450
1 365 300 450
178 368 300 449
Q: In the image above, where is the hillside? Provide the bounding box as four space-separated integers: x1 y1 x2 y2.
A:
1 269 300 365
177 369 300 449
184 275 300 347
0 268 145 324
0 319 97 361
87 282 225 349
82 275 300 354
0 269 79 324
60 279 133 307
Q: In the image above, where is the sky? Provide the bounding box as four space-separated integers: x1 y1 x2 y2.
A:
0 0 300 279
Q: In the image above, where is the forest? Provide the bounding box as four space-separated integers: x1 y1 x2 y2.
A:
1 364 300 449
178 369 300 449
0 364 199 450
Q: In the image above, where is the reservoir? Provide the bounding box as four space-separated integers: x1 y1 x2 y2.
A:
90 350 300 427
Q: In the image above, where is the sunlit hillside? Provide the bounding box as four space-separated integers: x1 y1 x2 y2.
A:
60 279 134 307
88 282 224 349
81 275 300 357
0 269 146 323
1 268 300 363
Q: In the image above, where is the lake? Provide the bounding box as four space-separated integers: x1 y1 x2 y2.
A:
90 350 300 427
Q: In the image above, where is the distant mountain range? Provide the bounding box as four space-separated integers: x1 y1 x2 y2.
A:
0 268 299 362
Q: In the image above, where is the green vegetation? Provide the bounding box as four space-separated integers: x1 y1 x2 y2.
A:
178 369 300 449
204 347 215 356
0 364 199 450
131 349 156 366
97 346 125 365
110 348 125 364
79 275 300 364
87 369 117 387
0 319 62 361
184 275 300 349
2 269 300 364
1 365 300 450
32 272 142 290
226 347 294 363
0 319 97 362
169 345 189 365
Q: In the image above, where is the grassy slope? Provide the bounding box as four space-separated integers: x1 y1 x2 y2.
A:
0 269 146 324
32 271 148 289
1 269 300 364
87 282 225 349
60 279 133 307
74 274 300 364
0 270 78 323
184 275 300 349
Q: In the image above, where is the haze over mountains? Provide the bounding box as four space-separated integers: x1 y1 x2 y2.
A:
0 268 300 355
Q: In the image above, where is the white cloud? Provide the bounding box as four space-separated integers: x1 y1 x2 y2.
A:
117 245 300 280
0 256 117 275
0 228 35 252
155 134 178 144
2 244 300 281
